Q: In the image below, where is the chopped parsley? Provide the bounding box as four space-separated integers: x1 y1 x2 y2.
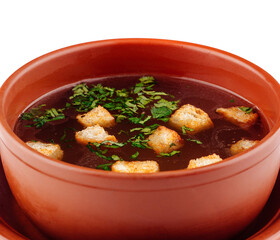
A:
69 76 178 126
150 99 178 122
96 163 113 171
130 152 140 159
136 95 152 108
128 134 151 149
118 130 129 135
187 139 203 144
87 142 123 161
154 99 178 111
142 90 168 96
89 141 126 149
128 114 151 125
151 106 172 121
157 150 181 157
134 76 156 93
130 124 159 135
60 129 67 142
169 142 176 148
69 83 116 112
65 102 71 108
115 114 127 123
181 126 194 134
60 128 76 147
21 104 46 120
21 105 65 128
111 155 122 161
239 107 253 114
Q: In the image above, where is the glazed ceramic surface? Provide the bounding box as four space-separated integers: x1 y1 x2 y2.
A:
0 158 280 240
1 39 280 240
2 158 280 240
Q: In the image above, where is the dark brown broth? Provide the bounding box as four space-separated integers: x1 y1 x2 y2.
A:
14 76 269 171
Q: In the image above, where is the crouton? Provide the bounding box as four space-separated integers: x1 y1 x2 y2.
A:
75 125 117 145
76 105 115 128
111 160 159 173
169 104 214 134
187 153 222 169
26 141 63 160
230 139 259 155
147 126 184 154
216 106 258 129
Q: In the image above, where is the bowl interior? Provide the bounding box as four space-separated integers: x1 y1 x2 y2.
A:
1 39 280 184
2 39 280 131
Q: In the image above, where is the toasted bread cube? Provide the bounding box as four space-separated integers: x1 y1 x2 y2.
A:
169 104 214 134
26 141 63 160
147 126 184 154
230 139 259 155
216 106 258 129
187 154 222 169
75 125 117 145
112 160 159 173
77 105 115 128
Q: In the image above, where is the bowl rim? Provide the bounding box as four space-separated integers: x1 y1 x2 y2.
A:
1 38 280 181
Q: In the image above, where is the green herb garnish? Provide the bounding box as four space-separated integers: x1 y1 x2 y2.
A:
150 98 177 122
136 95 152 108
157 150 181 157
128 114 151 125
133 76 156 94
128 134 151 149
154 99 179 111
151 106 172 120
60 129 67 142
181 126 194 135
239 107 253 114
187 139 203 144
69 76 178 128
130 124 159 135
60 128 76 143
69 83 116 112
169 143 176 148
115 115 127 123
130 152 139 159
89 141 126 149
111 155 122 161
21 105 65 128
118 130 129 135
96 163 113 171
21 104 46 120
87 143 123 161
142 90 168 96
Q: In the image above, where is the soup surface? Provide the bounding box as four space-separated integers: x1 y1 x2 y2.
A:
14 76 269 171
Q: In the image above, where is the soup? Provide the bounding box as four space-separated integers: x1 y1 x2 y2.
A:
14 76 269 172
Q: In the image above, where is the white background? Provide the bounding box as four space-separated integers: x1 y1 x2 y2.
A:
0 0 280 87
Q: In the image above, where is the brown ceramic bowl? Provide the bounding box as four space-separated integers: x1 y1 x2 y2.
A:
1 39 280 240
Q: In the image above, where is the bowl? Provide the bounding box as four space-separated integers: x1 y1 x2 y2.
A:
0 39 280 240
